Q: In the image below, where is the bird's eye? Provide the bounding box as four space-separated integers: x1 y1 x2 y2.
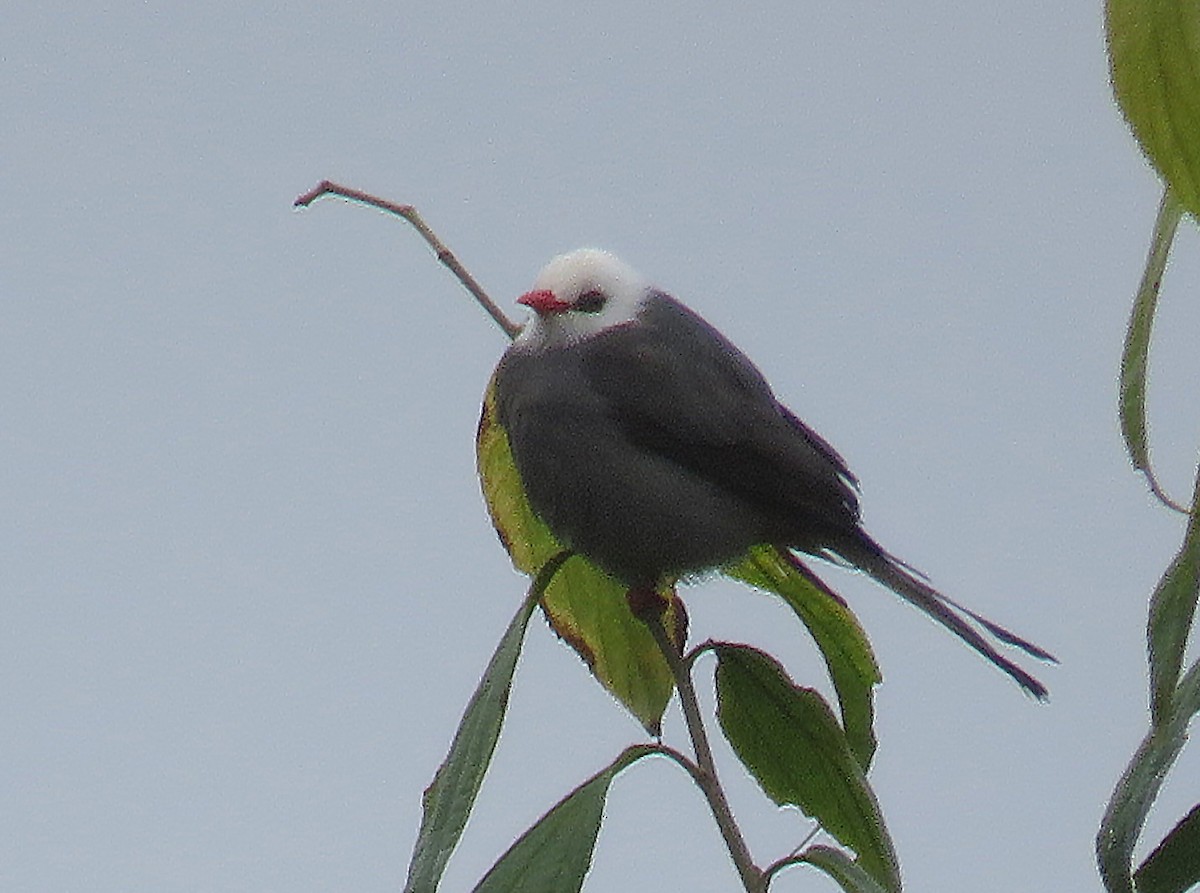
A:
574 289 607 313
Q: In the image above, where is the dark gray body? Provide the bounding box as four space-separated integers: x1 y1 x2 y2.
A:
496 292 862 586
494 291 1051 696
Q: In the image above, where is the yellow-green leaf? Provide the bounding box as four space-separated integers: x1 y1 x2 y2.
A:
1107 0 1200 216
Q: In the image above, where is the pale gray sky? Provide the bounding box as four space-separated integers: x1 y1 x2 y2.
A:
4 3 1199 891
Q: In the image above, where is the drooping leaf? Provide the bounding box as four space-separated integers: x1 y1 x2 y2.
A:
476 376 683 733
1135 803 1200 893
535 556 687 736
404 558 566 893
1118 188 1183 481
1148 468 1200 727
472 745 655 893
1107 0 1200 217
725 546 881 770
713 644 899 892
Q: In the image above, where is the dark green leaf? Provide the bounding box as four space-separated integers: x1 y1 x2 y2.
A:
714 644 899 892
1107 0 1200 217
1148 468 1200 727
1135 804 1200 893
472 746 654 893
403 556 567 893
725 546 880 770
1118 188 1183 482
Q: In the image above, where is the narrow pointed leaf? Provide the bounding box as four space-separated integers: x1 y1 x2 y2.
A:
793 844 891 893
403 562 563 893
1118 188 1183 479
725 546 881 770
477 376 683 732
714 644 899 892
1148 467 1200 727
1097 684 1195 893
1135 804 1200 893
472 745 655 893
1107 0 1200 217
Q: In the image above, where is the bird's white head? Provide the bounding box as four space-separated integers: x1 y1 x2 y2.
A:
514 248 650 349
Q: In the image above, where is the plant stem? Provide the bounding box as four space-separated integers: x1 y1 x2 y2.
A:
294 180 522 339
644 614 765 893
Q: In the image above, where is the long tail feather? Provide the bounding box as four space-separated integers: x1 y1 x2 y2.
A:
837 535 1052 699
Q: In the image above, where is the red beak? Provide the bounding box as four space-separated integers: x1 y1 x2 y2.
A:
518 289 572 315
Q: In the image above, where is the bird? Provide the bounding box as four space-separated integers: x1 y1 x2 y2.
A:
491 248 1053 697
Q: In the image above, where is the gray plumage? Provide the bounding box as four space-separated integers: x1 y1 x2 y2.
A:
494 249 1052 697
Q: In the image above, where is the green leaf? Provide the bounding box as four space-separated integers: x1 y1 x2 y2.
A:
1118 188 1183 481
1135 804 1200 893
1100 467 1200 893
1148 468 1200 727
714 644 899 892
472 745 655 893
725 546 881 770
1099 659 1200 893
476 375 684 733
1107 0 1200 217
1179 659 1200 723
788 845 891 893
403 557 567 893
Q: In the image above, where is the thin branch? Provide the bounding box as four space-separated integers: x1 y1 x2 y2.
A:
642 611 765 893
642 742 705 785
761 825 823 887
762 855 807 887
294 180 522 339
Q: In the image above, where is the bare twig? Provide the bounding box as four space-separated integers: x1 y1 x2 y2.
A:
642 612 765 893
294 180 522 339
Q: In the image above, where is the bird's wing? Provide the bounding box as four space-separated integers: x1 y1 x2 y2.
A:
579 293 860 538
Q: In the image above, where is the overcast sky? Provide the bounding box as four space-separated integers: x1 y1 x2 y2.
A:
5 3 1200 892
